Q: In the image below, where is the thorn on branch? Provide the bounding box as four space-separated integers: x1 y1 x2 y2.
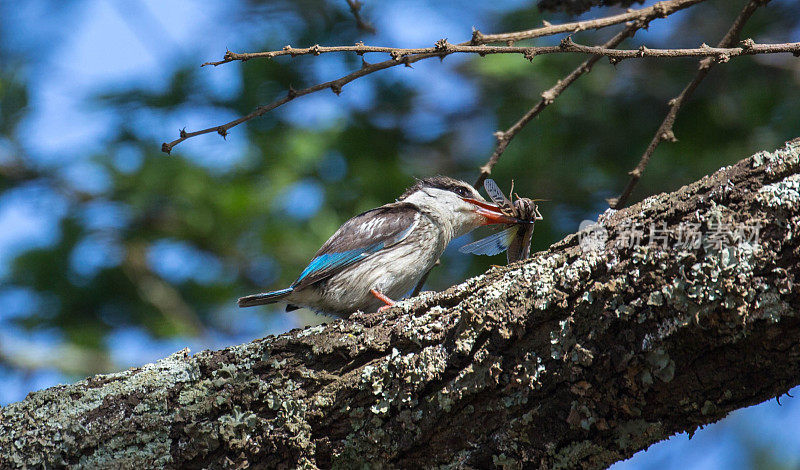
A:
331 83 342 95
542 20 552 27
161 143 172 155
403 57 413 68
638 45 648 57
179 128 187 138
390 50 403 61
660 130 677 143
609 56 622 66
434 38 451 51
740 38 755 49
494 131 507 142
311 44 321 56
287 86 298 99
355 41 365 55
560 36 575 49
541 89 557 104
218 127 228 139
524 49 536 62
471 28 484 45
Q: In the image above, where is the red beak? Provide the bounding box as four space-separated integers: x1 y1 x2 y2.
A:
461 197 529 225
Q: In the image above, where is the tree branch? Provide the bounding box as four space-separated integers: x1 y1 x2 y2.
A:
609 0 771 209
4 139 800 468
474 0 706 44
202 39 799 66
161 0 707 153
344 0 376 34
475 25 638 188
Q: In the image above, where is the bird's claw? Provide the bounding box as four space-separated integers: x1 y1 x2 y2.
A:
370 288 396 312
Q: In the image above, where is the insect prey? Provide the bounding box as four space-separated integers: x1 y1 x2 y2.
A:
459 179 543 263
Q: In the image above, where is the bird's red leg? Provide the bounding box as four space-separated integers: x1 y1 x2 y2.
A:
370 289 395 312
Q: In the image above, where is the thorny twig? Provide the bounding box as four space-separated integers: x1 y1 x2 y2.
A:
476 25 642 188
161 0 708 153
345 0 375 34
609 0 772 209
202 40 799 66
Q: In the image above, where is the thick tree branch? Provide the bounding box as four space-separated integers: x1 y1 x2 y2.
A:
161 0 705 153
3 140 800 468
610 0 770 209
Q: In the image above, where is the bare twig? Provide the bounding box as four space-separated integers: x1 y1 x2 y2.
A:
473 0 732 186
476 26 642 188
609 0 772 209
162 0 707 152
162 51 440 153
201 40 799 66
473 0 707 44
345 0 376 34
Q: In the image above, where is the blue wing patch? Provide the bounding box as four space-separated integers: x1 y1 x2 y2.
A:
292 205 419 288
459 226 517 256
295 244 381 284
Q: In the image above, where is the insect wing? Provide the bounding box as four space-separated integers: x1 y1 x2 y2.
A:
459 226 518 256
483 179 514 215
507 224 534 263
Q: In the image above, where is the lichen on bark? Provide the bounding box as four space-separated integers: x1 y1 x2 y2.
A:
1 140 799 469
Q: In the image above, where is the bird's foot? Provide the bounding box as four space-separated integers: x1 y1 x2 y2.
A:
370 289 395 312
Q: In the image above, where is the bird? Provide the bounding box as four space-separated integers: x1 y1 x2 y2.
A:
238 176 527 317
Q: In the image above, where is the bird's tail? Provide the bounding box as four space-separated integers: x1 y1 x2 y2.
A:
238 287 294 308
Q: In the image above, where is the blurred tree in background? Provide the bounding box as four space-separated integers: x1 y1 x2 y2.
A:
0 0 799 467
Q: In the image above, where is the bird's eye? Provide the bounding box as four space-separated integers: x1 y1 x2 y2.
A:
455 187 470 197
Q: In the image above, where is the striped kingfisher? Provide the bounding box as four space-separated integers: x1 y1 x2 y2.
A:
238 176 527 317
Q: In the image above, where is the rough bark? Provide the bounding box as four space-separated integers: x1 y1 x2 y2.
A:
1 140 799 469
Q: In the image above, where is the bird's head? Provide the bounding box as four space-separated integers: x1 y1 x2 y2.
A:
399 176 525 238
